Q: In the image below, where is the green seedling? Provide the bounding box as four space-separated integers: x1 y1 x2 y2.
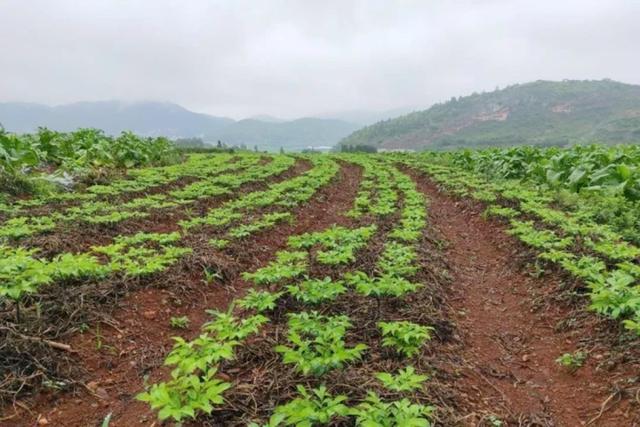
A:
203 267 221 285
378 321 433 357
170 316 190 329
375 366 428 392
555 351 587 371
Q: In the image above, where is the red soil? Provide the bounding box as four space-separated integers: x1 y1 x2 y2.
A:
22 158 312 257
412 173 639 426
7 161 362 427
7 161 640 427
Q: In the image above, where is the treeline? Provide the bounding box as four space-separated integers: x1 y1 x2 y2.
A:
174 137 272 154
340 144 377 153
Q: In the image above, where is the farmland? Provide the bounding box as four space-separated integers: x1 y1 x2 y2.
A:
1 131 640 426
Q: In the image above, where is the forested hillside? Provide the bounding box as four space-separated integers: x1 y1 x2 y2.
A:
340 80 640 150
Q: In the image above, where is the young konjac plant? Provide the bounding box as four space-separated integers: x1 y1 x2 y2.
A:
237 289 283 312
350 392 434 427
286 277 347 304
378 321 433 357
375 366 428 392
204 310 269 341
251 385 349 427
137 367 231 424
165 334 237 376
347 272 422 299
242 250 308 285
275 311 367 376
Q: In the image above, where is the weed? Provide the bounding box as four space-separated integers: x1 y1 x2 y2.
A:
555 351 587 371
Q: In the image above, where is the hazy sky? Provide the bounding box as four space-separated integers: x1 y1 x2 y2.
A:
1 0 639 119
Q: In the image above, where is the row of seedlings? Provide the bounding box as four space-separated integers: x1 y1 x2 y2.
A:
180 155 339 250
137 223 377 424
341 154 399 219
137 160 437 425
0 154 328 323
0 153 291 240
403 154 640 335
0 154 305 402
0 152 243 218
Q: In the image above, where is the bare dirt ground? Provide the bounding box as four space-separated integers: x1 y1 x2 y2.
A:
411 171 639 426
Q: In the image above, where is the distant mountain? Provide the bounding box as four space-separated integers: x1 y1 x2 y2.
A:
247 114 286 123
340 79 640 150
319 107 417 126
219 118 359 151
0 101 234 137
0 101 359 151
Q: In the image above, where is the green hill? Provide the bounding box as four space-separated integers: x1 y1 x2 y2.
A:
340 79 640 150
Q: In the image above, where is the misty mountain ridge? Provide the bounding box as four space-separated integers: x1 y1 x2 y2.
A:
0 100 234 138
0 100 393 151
246 114 286 123
7 80 640 152
318 107 421 126
340 79 640 150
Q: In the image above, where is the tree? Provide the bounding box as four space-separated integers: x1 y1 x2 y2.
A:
340 144 376 153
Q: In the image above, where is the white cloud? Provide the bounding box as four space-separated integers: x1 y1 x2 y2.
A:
0 0 638 118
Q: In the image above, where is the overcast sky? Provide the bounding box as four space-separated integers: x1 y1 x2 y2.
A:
1 0 639 119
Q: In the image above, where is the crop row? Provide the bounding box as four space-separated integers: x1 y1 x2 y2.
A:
181 155 338 247
449 145 640 244
400 152 640 335
0 154 335 313
342 154 399 218
0 153 293 240
137 158 436 425
0 152 240 215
